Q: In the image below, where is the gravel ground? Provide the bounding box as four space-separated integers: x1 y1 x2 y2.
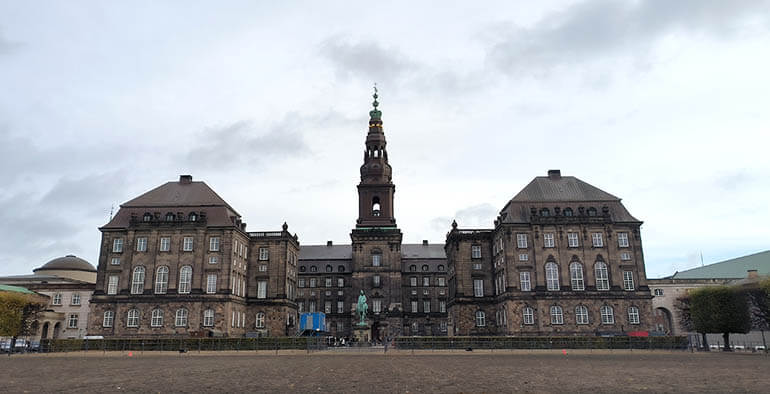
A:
1 349 768 393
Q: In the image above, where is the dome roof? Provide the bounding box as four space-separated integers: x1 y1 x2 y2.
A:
34 255 96 273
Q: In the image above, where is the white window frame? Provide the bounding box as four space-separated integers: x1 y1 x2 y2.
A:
423 300 430 314
155 266 169 294
257 280 267 299
618 232 629 248
175 309 188 327
151 309 163 327
324 301 332 314
576 305 589 325
203 309 214 327
103 311 114 328
518 253 528 262
437 277 446 287
471 245 482 259
338 278 344 287
411 300 418 313
516 234 528 248
178 266 192 294
131 266 145 294
543 233 555 248
255 312 265 328
601 305 615 324
592 233 603 247
259 247 269 261
112 238 123 253
110 257 121 265
209 237 220 252
654 288 664 296
569 262 585 291
567 232 579 247
620 252 631 261
623 271 635 291
325 277 332 288
127 309 140 328
373 275 381 287
595 262 610 291
545 262 560 291
107 276 118 295
53 293 63 306
338 301 346 314
68 313 78 328
183 236 194 252
439 300 446 313
523 307 534 325
475 310 486 327
71 293 81 306
159 237 171 252
372 254 381 267
473 279 484 297
519 271 531 292
410 277 417 287
422 277 430 287
550 306 563 325
628 306 640 324
206 274 217 294
209 256 218 264
136 237 147 252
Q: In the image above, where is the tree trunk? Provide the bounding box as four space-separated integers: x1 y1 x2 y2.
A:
762 330 767 353
9 336 17 355
702 333 710 351
722 332 731 351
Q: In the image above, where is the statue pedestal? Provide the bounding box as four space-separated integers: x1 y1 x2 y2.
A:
352 324 370 345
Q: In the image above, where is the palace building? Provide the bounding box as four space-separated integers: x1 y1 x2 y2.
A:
88 91 653 338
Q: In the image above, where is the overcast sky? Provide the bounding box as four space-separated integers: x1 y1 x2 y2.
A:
1 0 768 278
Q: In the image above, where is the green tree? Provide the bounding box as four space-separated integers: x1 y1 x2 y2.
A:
0 292 45 353
690 286 751 351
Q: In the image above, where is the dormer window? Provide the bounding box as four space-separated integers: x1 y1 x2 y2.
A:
372 197 381 217
188 212 198 222
165 213 175 221
587 207 597 217
300 266 306 272
310 266 317 272
143 213 152 222
326 265 332 273
539 208 550 217
563 208 573 217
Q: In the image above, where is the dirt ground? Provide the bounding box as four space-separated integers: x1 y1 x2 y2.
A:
1 349 768 393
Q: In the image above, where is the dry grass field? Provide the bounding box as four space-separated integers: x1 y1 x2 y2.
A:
1 349 767 393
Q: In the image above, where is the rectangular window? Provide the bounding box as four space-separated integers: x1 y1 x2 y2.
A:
410 277 417 287
620 252 631 261
472 263 482 270
183 236 194 251
71 293 81 305
519 272 531 292
159 237 171 252
543 233 555 248
523 308 534 325
591 233 603 247
257 280 267 299
103 311 114 328
373 299 382 314
209 237 220 251
373 275 381 287
203 310 214 327
107 276 118 295
136 237 147 252
309 278 317 288
471 245 482 259
422 277 430 287
209 256 218 264
516 234 528 249
259 264 267 272
259 247 269 261
298 278 305 288
325 278 332 287
298 302 304 313
440 322 447 332
623 271 635 291
112 238 123 253
567 232 579 247
206 274 217 294
337 278 344 287
437 277 445 287
423 300 430 314
324 301 332 314
518 253 528 262
338 301 345 314
576 306 589 325
68 314 78 328
439 300 446 313
110 257 121 265
411 300 418 313
473 279 484 297
309 301 316 313
372 254 381 266
618 232 629 248
550 307 564 325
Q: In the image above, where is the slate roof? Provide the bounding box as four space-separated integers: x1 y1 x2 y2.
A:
671 250 770 279
298 243 447 260
401 244 446 259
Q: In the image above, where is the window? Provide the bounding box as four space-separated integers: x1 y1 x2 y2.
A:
257 280 267 299
410 277 417 287
567 232 579 247
165 212 175 221
143 212 152 222
440 322 447 332
437 277 446 287
206 274 217 294
422 277 430 287
471 245 482 259
338 301 345 314
473 262 482 270
209 237 220 251
337 278 344 287
373 299 382 314
516 234 528 248
107 276 118 295
325 278 332 288
209 256 218 264
523 307 534 325
338 265 345 272
545 262 559 291
563 208 573 216
183 236 194 251
411 300 418 313
550 306 563 325
255 312 265 328
623 271 635 291
373 275 381 287
409 265 417 272
439 300 446 313
654 288 664 296
601 305 615 324
203 309 214 327
475 310 486 327
150 309 163 327
136 237 147 252
175 309 188 327
68 313 78 328
324 301 332 314
111 257 121 265
591 233 603 247
543 233 555 248
438 264 445 272
326 265 332 273
178 266 192 294
618 232 629 248
411 322 419 334
127 309 140 327
310 266 317 272
131 266 145 294
71 293 81 305
372 196 381 216
103 311 114 328
620 252 631 261
154 266 169 294
595 262 609 290
309 278 317 287
309 301 316 313
372 253 381 267
298 279 305 288
473 279 484 297
259 247 269 261
576 305 589 325
188 212 197 221
421 264 428 272
519 272 531 292
159 237 170 252
628 306 640 324
587 207 597 216
112 238 123 253
518 253 529 261
569 262 585 291
423 300 431 314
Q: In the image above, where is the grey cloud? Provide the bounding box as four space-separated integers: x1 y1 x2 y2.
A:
41 171 129 217
319 36 417 84
488 0 770 75
430 203 498 232
0 28 21 56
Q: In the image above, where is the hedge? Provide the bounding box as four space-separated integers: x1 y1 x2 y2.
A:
394 336 689 350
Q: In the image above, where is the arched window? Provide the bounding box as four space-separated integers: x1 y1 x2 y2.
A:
575 305 589 324
522 307 534 325
143 212 152 222
188 212 198 222
372 196 381 217
165 212 175 221
540 208 550 217
300 266 306 272
563 208 573 217
475 310 486 327
203 309 214 327
103 311 114 328
422 265 429 272
255 312 266 328
410 265 417 272
178 266 192 294
310 265 317 272
131 266 145 294
628 306 640 324
326 265 332 273
127 309 140 327
600 305 614 324
155 266 169 294
437 264 445 272
338 265 345 272
175 309 188 327
550 305 563 325
595 261 610 290
371 251 381 267
569 262 584 291
151 309 163 327
545 262 560 291
587 207 597 217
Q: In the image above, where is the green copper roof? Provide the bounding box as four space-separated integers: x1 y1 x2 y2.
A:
672 250 770 279
369 85 382 120
0 284 35 294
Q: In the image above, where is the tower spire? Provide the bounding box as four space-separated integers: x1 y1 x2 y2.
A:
357 85 395 227
369 83 382 124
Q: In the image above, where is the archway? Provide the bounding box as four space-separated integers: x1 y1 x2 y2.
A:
654 307 673 334
52 322 61 339
41 322 50 339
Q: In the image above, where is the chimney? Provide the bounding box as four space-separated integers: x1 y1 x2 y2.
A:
422 240 428 246
327 241 333 247
747 269 758 279
547 169 561 180
179 175 193 184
